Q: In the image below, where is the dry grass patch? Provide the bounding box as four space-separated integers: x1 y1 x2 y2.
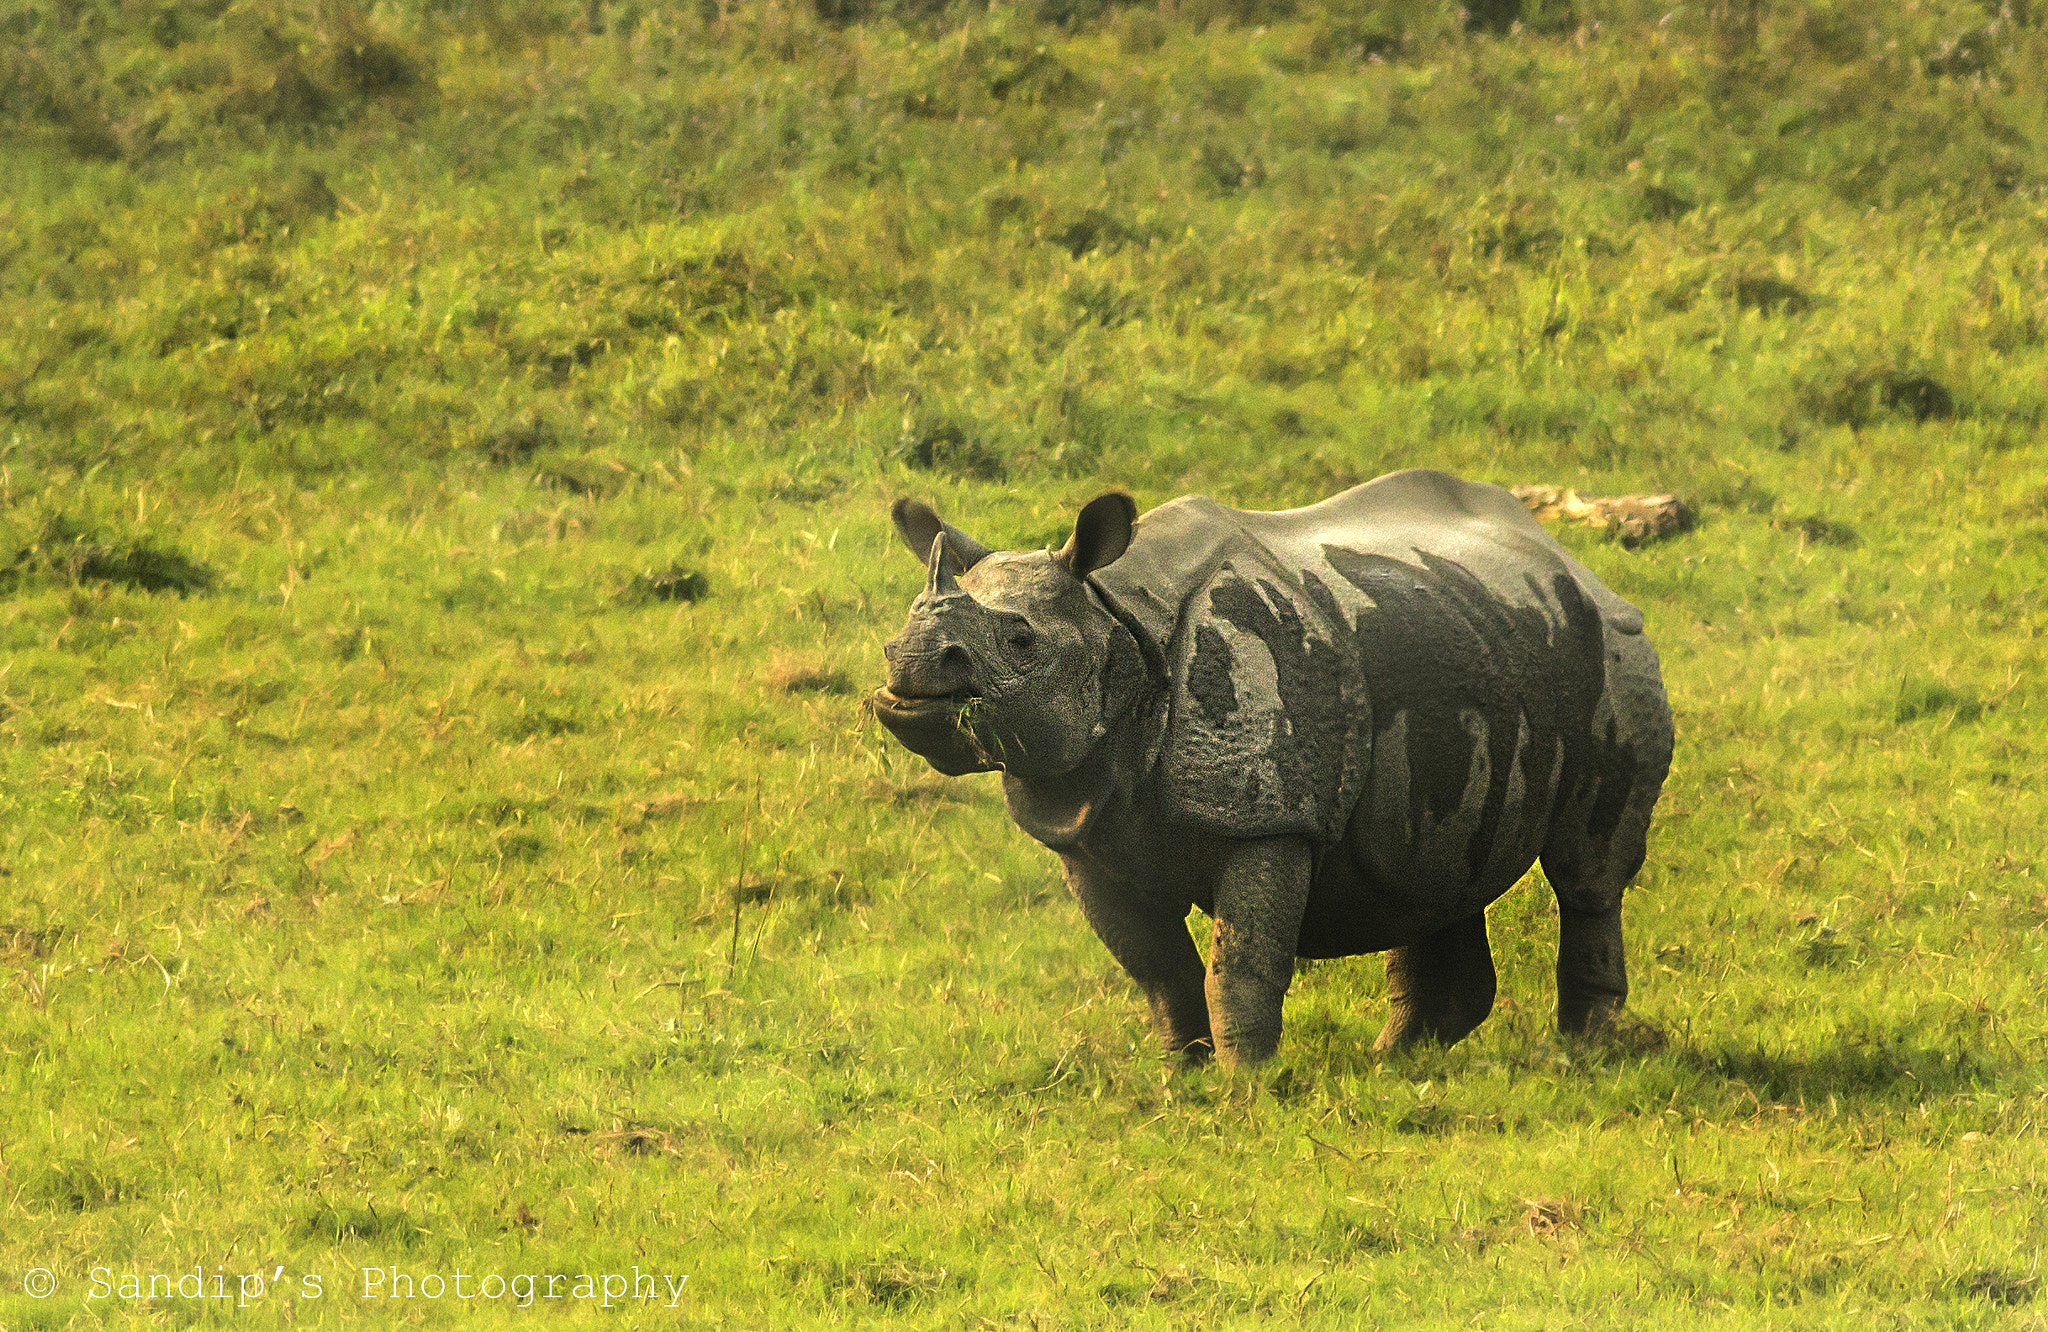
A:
769 652 854 695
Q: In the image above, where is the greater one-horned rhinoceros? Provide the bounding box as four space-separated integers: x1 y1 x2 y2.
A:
870 469 1673 1067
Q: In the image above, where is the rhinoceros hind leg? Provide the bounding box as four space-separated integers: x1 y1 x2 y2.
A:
1372 912 1496 1051
1542 760 1659 1036
1554 902 1628 1036
1542 633 1672 1036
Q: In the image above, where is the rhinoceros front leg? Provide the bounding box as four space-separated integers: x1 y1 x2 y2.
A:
1064 860 1213 1062
1205 837 1312 1068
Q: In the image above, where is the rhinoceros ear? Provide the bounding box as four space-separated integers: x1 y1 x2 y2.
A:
1059 492 1137 576
891 498 993 573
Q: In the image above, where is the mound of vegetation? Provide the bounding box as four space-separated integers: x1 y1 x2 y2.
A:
2 0 2041 495
0 513 214 595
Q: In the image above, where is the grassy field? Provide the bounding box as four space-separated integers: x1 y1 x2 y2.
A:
4 0 2047 1325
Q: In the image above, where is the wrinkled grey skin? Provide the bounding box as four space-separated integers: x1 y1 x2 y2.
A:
871 469 1674 1067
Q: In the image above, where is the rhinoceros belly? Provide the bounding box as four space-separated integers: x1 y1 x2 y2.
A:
1295 705 1561 957
1283 543 1611 958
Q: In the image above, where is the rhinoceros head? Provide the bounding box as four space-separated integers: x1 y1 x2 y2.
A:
872 493 1138 779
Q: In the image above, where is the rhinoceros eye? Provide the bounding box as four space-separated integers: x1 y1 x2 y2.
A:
1006 623 1038 654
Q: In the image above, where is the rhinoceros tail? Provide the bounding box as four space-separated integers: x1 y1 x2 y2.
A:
1594 592 1645 636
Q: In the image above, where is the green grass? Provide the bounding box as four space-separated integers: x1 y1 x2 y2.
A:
4 0 2047 1325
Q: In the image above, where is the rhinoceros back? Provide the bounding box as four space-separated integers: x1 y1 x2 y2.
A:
1088 470 1653 893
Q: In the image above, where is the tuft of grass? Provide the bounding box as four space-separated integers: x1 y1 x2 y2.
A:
1775 512 1862 548
1519 1196 1586 1237
629 562 712 604
892 418 1009 481
297 1202 428 1247
2 515 215 594
1956 1267 2040 1307
1892 678 1986 726
769 653 854 695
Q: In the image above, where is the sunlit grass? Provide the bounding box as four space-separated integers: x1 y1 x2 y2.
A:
3 0 2046 1325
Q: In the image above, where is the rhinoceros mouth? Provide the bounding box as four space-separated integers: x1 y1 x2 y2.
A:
868 688 996 775
870 687 975 718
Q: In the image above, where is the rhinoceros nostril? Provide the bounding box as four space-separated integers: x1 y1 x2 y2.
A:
885 642 973 699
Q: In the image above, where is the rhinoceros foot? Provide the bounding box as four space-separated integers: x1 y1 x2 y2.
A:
1566 1006 1666 1056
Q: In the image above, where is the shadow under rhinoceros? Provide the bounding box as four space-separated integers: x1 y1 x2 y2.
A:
1257 1003 1996 1111
1674 1032 1996 1107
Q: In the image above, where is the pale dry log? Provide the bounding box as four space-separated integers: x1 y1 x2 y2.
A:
1511 484 1695 547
